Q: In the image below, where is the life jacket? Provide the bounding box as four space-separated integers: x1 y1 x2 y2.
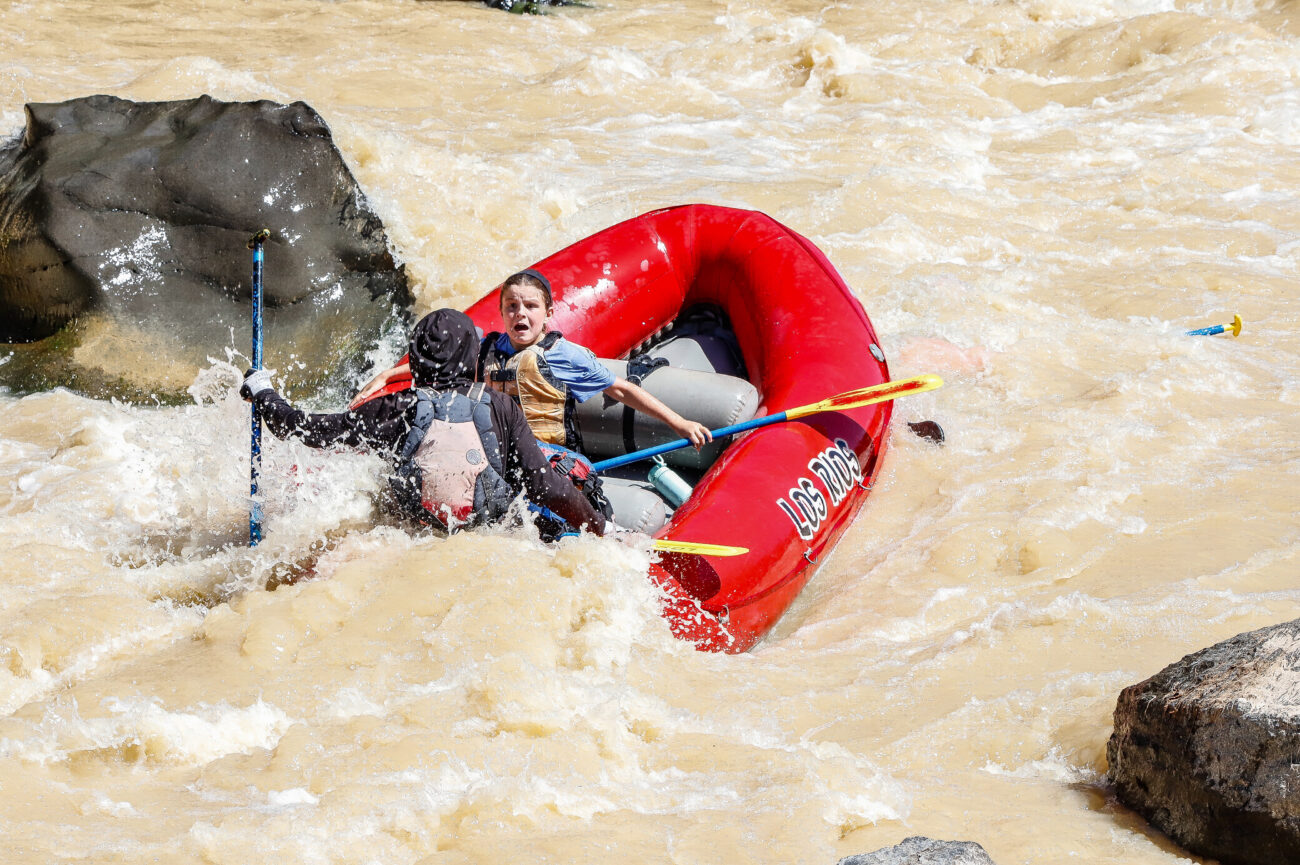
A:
477 331 583 451
390 383 516 532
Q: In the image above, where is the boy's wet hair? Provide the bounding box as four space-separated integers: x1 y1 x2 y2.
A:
502 268 553 309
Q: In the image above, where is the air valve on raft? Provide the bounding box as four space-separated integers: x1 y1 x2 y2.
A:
648 456 693 508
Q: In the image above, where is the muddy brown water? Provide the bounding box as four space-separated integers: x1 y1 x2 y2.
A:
1 1 1297 862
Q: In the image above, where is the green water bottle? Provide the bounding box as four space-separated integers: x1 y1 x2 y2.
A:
647 456 693 507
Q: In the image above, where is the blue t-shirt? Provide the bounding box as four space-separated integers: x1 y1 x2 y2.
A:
488 332 615 403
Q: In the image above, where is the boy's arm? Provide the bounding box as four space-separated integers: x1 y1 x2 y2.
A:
602 378 713 449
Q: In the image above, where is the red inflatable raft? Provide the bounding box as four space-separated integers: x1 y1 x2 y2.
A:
385 204 895 652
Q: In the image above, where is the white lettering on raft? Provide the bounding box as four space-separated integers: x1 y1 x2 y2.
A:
777 439 865 541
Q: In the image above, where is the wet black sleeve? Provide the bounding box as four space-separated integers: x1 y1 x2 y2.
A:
488 391 607 535
253 390 414 454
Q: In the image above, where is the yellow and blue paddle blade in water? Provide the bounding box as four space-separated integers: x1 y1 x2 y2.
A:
1186 313 1243 337
652 539 749 557
554 528 747 557
783 374 945 420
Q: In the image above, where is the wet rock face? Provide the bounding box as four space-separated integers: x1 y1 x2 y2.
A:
0 94 410 401
837 837 997 865
1107 619 1300 865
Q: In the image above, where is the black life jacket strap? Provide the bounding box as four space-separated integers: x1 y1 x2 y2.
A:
621 353 669 456
478 330 566 376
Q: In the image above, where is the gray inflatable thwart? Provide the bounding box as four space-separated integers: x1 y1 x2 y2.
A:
648 332 744 377
575 359 760 471
601 478 672 534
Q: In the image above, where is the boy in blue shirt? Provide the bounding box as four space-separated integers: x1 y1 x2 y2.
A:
476 268 711 454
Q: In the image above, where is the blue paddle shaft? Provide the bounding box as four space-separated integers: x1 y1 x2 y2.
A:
1185 323 1226 336
590 410 791 473
249 239 265 546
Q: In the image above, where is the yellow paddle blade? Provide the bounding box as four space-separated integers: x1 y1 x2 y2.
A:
652 540 749 557
1230 314 1243 337
785 374 945 420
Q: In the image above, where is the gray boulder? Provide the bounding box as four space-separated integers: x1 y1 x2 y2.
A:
1107 619 1300 865
838 837 997 865
0 94 410 402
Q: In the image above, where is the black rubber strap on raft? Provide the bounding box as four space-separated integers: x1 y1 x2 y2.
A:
621 354 669 456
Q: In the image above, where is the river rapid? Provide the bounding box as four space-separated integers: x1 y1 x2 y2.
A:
2 1 1298 862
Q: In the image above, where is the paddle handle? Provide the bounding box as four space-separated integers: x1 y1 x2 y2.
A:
248 230 269 546
591 411 791 473
1186 314 1242 337
591 374 942 473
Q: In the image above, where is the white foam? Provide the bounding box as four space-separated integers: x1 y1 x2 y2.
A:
981 751 1092 783
267 788 319 808
2 696 293 767
84 792 139 818
98 225 170 295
